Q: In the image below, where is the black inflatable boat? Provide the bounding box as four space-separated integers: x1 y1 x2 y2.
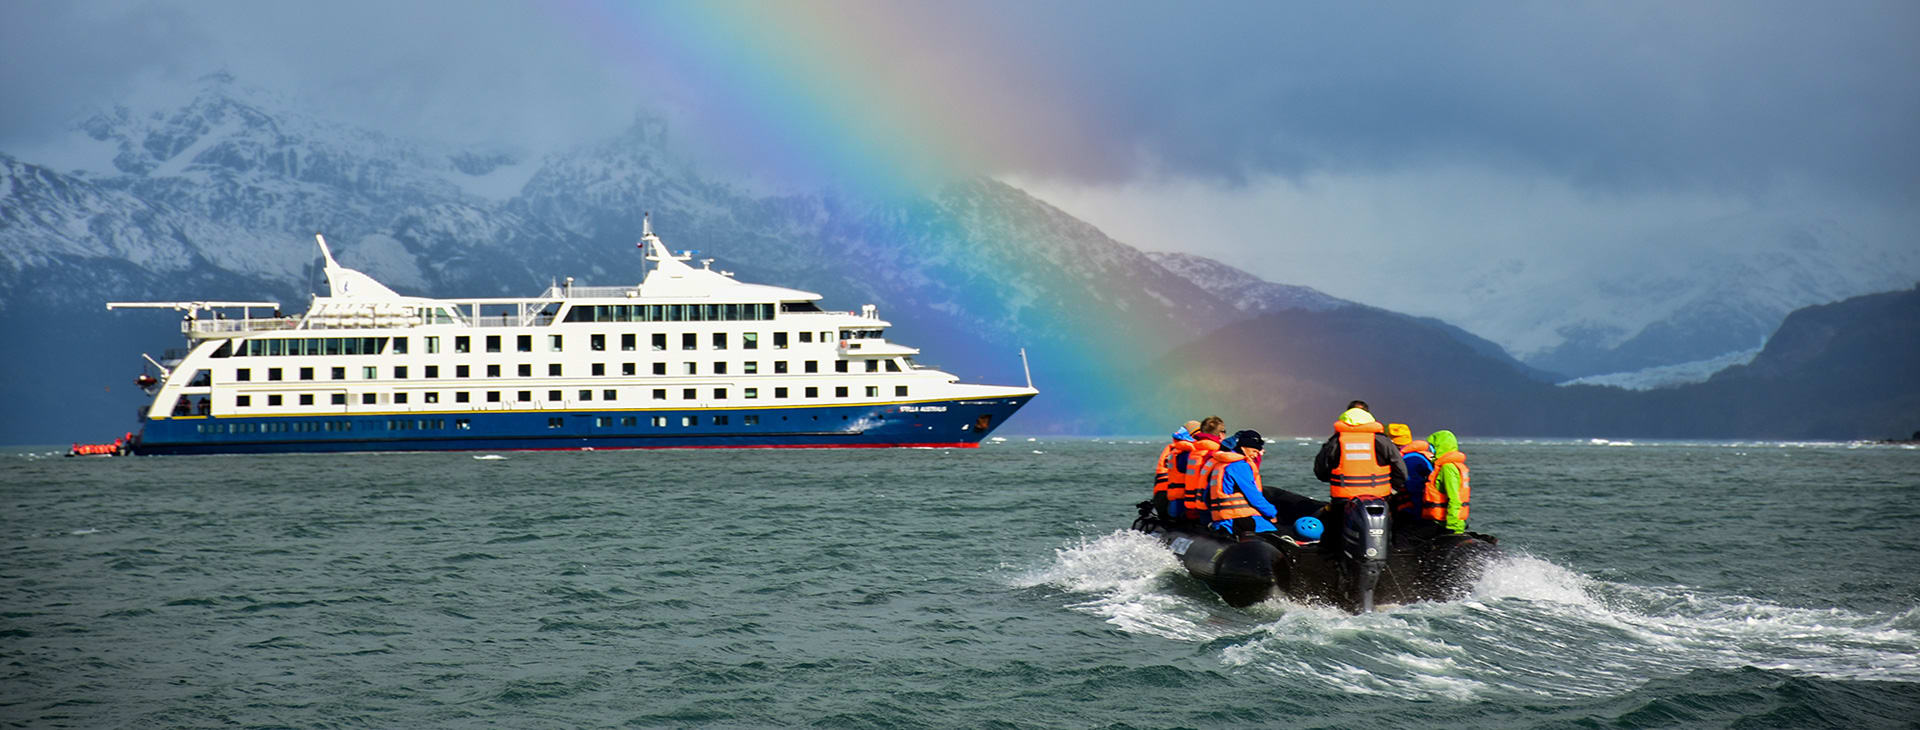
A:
1131 487 1500 613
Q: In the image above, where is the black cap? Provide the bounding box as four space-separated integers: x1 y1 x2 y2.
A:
1230 429 1265 452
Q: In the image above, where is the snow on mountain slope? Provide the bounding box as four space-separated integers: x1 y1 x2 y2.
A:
1454 213 1920 378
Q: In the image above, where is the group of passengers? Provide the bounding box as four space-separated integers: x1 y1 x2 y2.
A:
1150 400 1471 548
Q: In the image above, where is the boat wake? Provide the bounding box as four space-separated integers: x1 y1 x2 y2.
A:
1017 530 1920 701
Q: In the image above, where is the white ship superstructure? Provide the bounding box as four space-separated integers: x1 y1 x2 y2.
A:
111 217 1035 454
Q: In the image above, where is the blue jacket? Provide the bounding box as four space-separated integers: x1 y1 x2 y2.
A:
1398 451 1433 516
1209 459 1279 533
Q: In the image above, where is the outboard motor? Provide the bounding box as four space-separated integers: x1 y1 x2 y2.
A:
1342 498 1391 612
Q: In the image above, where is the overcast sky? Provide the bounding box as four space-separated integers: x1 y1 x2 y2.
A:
4 0 1915 315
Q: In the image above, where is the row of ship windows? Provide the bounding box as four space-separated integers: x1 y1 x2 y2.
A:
183 384 911 412
228 330 871 358
216 357 904 384
190 413 772 434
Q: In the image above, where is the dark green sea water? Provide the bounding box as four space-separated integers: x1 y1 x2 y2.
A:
4 438 1917 728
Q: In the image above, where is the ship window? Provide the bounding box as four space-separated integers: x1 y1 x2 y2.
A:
211 342 232 358
603 389 616 401
363 366 377 379
835 361 848 373
579 389 592 401
652 363 666 375
456 418 471 430
187 369 211 387
653 389 666 400
425 365 439 379
299 367 313 380
743 362 757 374
651 416 667 427
681 388 696 399
775 387 788 398
783 301 823 313
550 335 563 352
394 392 408 404
267 339 283 356
805 361 818 374
821 331 831 342
393 337 408 355
667 304 684 322
681 333 696 350
714 388 727 399
714 415 729 425
332 393 346 405
774 332 788 349
713 362 727 375
548 417 563 429
682 416 697 427
623 363 636 376
775 361 788 374
724 303 739 320
886 360 901 372
394 366 408 379
517 391 531 402
745 388 758 399
621 416 636 426
362 393 377 405
488 365 501 377
548 390 563 401
595 417 611 427
332 367 345 380
745 415 759 426
866 386 878 397
300 394 314 406
237 395 251 407
703 304 720 321
424 392 438 404
835 386 849 398
800 332 813 343
456 392 470 403
265 368 281 381
488 391 501 403
896 386 908 397
684 363 697 375
236 368 251 381
426 337 440 354
548 364 562 376
805 387 818 398
866 360 879 373
487 335 502 352
456 336 470 353
712 332 727 350
742 333 758 350
592 363 605 376
517 364 531 377
268 394 283 406
621 334 636 351
513 335 529 353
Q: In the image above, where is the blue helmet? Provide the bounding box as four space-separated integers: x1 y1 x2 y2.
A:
1293 516 1324 540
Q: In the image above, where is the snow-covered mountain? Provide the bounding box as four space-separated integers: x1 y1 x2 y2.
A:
0 74 1235 442
1449 214 1920 379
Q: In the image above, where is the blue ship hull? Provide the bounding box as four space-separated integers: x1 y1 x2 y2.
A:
131 395 1032 455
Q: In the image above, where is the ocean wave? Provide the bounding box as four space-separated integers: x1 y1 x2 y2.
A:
1026 531 1920 702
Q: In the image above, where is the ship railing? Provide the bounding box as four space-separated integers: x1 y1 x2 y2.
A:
547 285 638 299
183 317 305 335
469 314 558 328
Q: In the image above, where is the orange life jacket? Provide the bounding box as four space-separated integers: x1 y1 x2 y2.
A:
1401 440 1430 457
1423 450 1471 522
1206 451 1264 521
1153 440 1191 500
1182 440 1220 518
1330 420 1393 499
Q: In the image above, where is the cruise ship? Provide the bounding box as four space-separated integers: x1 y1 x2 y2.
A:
108 217 1036 455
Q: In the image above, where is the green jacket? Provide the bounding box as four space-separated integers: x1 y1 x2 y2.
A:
1427 430 1467 533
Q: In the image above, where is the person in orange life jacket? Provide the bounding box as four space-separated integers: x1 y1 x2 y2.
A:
1209 430 1280 536
1312 404 1406 549
1152 420 1201 521
1178 416 1226 524
1404 429 1471 540
1386 423 1433 521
